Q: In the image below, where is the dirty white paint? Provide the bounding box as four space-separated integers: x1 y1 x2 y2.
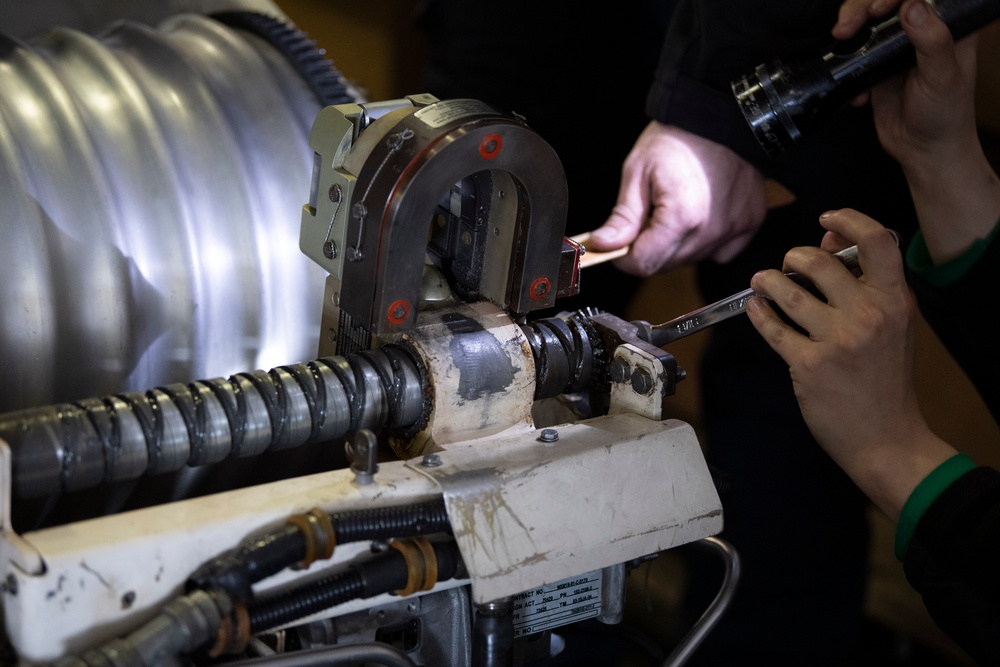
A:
0 457 449 664
411 413 723 604
608 343 667 421
402 301 537 456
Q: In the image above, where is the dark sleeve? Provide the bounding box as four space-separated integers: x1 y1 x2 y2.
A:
902 467 1000 665
646 0 846 166
907 234 1000 427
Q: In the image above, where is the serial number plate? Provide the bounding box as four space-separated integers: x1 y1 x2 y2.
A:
510 570 602 637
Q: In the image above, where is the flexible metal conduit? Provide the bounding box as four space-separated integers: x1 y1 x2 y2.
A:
0 12 356 412
0 347 425 499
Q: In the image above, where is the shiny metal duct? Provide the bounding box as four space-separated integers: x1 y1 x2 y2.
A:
0 11 359 411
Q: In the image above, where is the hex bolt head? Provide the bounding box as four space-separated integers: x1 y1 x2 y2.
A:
421 453 442 467
631 367 654 395
609 357 630 383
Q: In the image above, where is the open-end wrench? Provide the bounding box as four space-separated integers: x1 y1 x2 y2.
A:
638 230 900 347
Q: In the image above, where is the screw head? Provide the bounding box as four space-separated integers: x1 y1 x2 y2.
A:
421 453 442 467
538 428 559 443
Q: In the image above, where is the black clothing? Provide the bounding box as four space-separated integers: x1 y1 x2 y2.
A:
904 234 1000 666
416 2 676 316
651 2 918 665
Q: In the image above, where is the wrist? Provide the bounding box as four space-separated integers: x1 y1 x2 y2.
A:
845 428 957 523
897 131 987 186
901 147 1000 264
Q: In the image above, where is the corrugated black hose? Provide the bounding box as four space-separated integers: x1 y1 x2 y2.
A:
248 540 463 633
188 498 452 602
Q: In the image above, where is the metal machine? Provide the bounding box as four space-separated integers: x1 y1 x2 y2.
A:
0 6 730 666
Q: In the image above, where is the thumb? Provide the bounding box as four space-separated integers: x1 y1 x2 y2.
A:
587 155 653 251
587 206 643 251
901 0 960 87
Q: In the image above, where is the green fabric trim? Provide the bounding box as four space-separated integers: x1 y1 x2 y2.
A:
895 453 977 561
905 217 1000 287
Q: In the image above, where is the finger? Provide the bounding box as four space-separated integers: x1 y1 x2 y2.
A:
819 227 853 254
900 0 961 90
832 0 900 39
779 246 866 321
588 167 649 251
745 291 808 367
588 208 642 252
750 264 834 336
612 220 692 276
818 210 906 289
849 89 872 107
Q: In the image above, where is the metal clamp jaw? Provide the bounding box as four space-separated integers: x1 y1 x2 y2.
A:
301 95 573 355
588 312 681 421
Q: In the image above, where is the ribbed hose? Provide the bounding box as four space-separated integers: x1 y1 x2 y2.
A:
332 497 451 543
248 541 462 633
187 499 451 601
250 568 366 634
1 346 426 499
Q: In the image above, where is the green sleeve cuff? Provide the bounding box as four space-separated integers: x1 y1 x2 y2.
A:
894 453 977 561
905 218 1000 287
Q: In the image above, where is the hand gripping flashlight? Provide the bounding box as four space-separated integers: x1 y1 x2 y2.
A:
732 0 1000 158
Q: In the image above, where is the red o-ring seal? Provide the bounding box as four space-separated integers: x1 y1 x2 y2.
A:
387 299 411 325
479 133 502 160
528 277 551 301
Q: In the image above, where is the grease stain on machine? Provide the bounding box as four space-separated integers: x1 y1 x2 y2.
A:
446 468 538 569
441 313 518 402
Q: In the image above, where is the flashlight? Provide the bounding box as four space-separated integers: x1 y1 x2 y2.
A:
732 0 1000 158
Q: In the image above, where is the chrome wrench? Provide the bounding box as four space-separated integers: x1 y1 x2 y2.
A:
640 231 899 347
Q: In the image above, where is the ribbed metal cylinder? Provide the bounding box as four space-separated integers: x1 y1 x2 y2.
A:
1 348 426 499
0 11 357 412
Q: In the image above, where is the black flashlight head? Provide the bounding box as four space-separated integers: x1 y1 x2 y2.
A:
732 58 837 159
733 0 1000 159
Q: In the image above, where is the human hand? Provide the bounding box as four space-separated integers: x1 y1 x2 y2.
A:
746 208 955 520
833 0 997 264
832 0 902 41
869 0 980 170
833 0 979 164
585 121 767 276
